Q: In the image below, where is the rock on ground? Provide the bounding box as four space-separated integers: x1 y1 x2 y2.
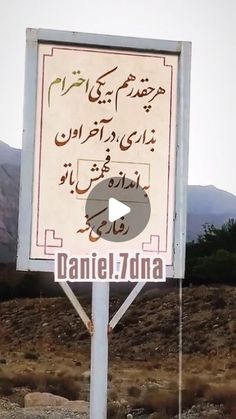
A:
0 393 89 419
24 393 69 407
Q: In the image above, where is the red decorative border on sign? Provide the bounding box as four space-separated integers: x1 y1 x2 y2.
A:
142 235 160 253
43 229 63 256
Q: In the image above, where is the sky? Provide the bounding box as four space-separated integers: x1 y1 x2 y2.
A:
0 0 236 195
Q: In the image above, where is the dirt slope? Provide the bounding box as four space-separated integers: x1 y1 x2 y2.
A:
0 285 235 358
0 286 235 418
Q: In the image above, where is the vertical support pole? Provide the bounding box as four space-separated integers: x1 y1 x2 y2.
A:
90 282 110 419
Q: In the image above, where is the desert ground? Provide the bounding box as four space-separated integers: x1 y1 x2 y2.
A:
0 285 235 418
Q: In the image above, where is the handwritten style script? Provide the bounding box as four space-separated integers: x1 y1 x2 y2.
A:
48 67 166 113
46 56 169 241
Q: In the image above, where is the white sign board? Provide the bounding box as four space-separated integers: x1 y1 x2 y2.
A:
17 29 191 278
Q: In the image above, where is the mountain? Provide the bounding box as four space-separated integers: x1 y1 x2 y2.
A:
0 141 21 262
187 185 236 241
188 185 236 214
0 140 236 262
0 140 21 167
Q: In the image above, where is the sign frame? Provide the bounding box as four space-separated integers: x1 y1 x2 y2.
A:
17 28 191 278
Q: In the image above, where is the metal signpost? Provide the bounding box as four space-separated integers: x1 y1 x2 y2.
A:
17 28 191 419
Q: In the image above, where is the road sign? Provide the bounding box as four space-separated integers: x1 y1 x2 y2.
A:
17 28 191 419
17 29 191 279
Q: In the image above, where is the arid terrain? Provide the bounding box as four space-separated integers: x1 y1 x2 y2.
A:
0 285 235 418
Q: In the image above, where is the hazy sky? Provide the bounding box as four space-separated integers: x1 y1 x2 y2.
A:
0 0 236 195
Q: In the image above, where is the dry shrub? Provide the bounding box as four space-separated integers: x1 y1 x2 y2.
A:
23 351 40 361
4 371 80 400
0 372 13 396
12 373 37 390
230 406 236 419
107 401 126 418
226 359 236 369
205 385 236 414
127 385 141 398
40 372 80 400
108 389 118 401
135 377 210 415
181 389 195 410
153 362 162 369
204 359 213 370
184 375 209 397
225 369 236 379
137 387 178 415
212 296 226 309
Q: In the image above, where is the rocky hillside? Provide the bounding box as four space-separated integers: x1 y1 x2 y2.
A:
0 286 235 418
0 285 235 358
0 141 20 262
